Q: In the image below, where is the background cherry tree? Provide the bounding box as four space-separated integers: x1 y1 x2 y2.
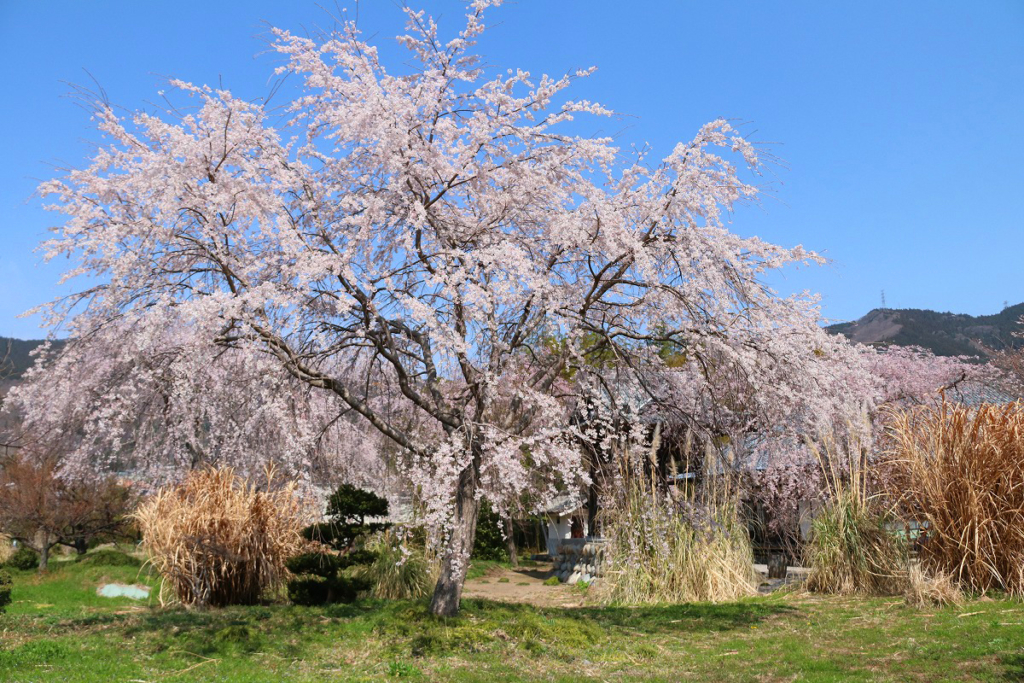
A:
751 343 1003 545
24 1 880 615
5 320 391 491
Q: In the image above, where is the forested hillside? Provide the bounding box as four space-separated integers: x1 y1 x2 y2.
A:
827 303 1024 359
0 338 63 380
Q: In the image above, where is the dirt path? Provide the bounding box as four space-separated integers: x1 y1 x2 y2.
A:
462 563 809 605
461 565 588 608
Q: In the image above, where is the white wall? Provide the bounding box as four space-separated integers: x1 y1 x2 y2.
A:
544 513 588 555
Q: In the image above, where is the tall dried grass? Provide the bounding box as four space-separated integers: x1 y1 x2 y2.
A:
885 400 1024 596
0 534 14 564
600 429 757 604
135 466 308 608
804 435 910 596
905 563 963 607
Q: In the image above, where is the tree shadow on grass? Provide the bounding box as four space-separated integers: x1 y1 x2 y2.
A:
117 600 383 637
458 597 798 635
113 606 314 659
38 594 798 663
999 653 1024 681
75 595 794 641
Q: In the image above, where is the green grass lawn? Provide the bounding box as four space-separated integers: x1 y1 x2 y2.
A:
2 557 1024 682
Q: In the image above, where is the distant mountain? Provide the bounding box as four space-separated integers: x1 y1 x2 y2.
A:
0 338 64 380
827 303 1024 359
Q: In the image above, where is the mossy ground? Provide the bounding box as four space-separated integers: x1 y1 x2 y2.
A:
2 555 1024 681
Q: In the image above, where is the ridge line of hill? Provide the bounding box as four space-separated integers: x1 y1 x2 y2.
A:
826 302 1024 358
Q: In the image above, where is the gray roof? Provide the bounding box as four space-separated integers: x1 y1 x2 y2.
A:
542 494 586 515
947 380 1021 407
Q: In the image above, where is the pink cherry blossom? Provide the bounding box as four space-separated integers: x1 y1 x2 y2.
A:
14 1 933 615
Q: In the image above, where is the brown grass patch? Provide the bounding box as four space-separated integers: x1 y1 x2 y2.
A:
0 534 14 563
904 563 963 607
134 465 307 607
885 401 1024 596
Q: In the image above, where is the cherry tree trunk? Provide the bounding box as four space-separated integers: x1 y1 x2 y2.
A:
428 460 481 618
37 533 50 572
505 516 519 569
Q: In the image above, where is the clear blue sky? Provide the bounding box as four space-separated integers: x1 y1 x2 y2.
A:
1 1 1021 339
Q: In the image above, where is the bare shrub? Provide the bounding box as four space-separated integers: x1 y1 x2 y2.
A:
135 466 307 608
0 452 137 570
885 401 1024 596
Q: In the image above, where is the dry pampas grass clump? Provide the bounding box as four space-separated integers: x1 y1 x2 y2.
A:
135 466 308 608
905 563 963 607
363 528 436 600
804 488 910 596
804 433 910 597
0 535 14 564
884 400 1024 597
600 429 757 605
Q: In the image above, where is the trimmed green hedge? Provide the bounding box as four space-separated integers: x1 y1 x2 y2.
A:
75 549 142 567
4 546 39 571
0 570 11 614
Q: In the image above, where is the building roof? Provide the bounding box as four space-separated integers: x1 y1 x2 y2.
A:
542 494 586 515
